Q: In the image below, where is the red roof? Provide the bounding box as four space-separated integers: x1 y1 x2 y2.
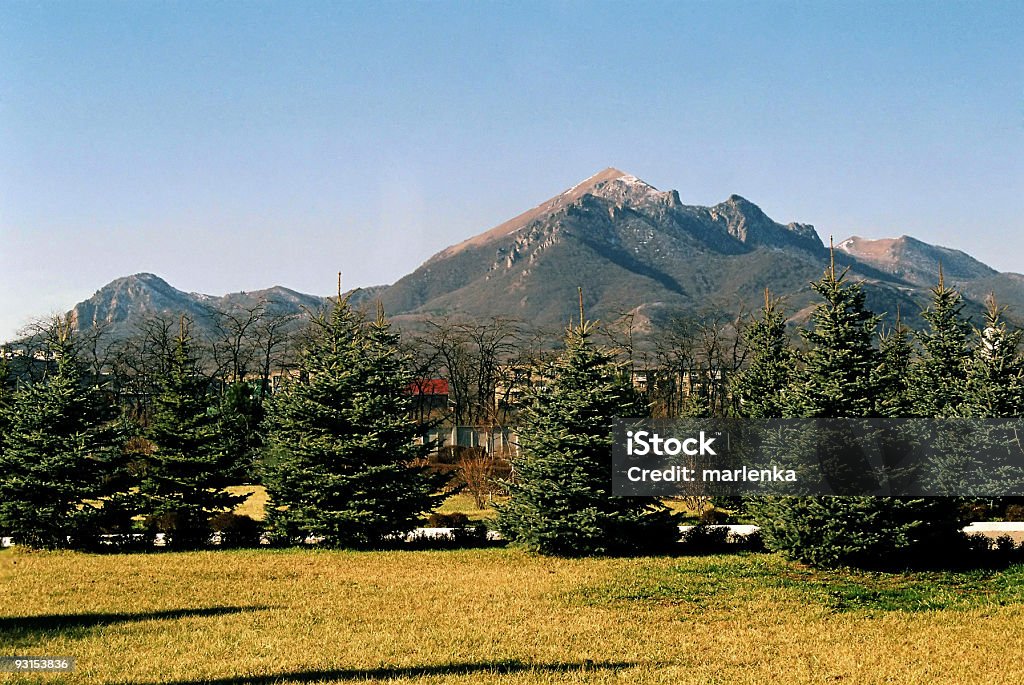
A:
407 379 449 396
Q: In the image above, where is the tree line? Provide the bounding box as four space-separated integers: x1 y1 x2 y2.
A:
500 257 1024 566
2 257 1023 566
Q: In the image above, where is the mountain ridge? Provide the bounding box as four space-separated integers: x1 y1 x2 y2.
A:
13 168 1022 344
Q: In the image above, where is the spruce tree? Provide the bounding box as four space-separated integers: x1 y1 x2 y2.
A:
957 297 1024 501
216 381 266 482
732 290 794 418
497 321 679 556
785 254 881 418
0 317 121 549
140 319 241 548
0 351 10 455
910 269 972 417
961 295 1024 418
875 311 915 418
262 298 446 548
750 252 963 568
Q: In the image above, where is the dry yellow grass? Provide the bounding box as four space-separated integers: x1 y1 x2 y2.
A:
226 485 269 521
433 492 501 521
2 548 1023 684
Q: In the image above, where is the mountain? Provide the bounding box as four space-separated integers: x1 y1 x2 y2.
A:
379 168 932 330
836 235 997 286
70 273 218 333
30 167 1023 345
64 273 385 343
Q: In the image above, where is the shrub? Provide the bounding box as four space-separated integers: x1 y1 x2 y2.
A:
750 497 967 570
426 512 471 528
735 529 766 552
210 512 264 548
1003 504 1024 522
146 511 213 550
699 508 734 524
680 523 730 554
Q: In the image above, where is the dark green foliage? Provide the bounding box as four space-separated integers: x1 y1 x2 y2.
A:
956 297 1024 508
140 320 242 548
875 316 915 417
750 258 965 569
262 298 447 548
679 523 731 554
0 318 122 549
426 512 471 528
732 291 794 418
910 272 972 417
209 512 264 548
497 322 680 556
785 260 882 418
0 352 10 455
751 497 966 569
961 296 1024 418
216 381 266 481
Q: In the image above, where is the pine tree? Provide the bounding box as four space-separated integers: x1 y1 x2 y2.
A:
785 253 881 418
262 298 447 548
140 318 241 548
910 269 972 417
875 310 915 418
961 295 1024 418
497 321 679 556
750 251 964 569
956 296 1024 501
0 317 121 549
216 381 266 482
732 290 794 418
0 351 10 455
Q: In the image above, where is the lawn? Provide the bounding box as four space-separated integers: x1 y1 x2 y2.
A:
2 548 1024 684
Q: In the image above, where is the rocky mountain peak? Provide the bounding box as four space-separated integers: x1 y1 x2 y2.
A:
583 170 667 207
837 234 996 285
41 168 1024 347
708 196 822 252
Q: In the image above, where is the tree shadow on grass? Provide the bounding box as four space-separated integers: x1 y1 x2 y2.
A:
0 606 270 645
151 660 642 684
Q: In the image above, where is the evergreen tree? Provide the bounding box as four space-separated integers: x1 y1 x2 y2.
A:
956 297 1024 502
961 295 1024 418
0 351 10 455
0 317 121 549
497 321 679 556
785 255 881 418
140 319 241 548
732 290 794 418
750 252 964 569
262 298 447 548
875 311 915 418
910 269 972 417
216 381 266 482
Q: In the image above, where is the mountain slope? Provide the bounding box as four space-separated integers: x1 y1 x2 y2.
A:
64 274 385 343
380 168 931 329
34 168 1023 345
837 235 997 286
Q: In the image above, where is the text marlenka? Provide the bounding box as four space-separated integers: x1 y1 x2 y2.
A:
624 430 797 483
625 464 797 483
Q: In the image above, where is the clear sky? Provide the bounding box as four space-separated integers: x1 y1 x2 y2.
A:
1 1 1021 341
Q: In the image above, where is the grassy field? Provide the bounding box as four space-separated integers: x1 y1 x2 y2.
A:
2 548 1024 684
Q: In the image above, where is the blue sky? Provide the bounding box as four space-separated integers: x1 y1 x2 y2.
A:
1 1 1021 340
